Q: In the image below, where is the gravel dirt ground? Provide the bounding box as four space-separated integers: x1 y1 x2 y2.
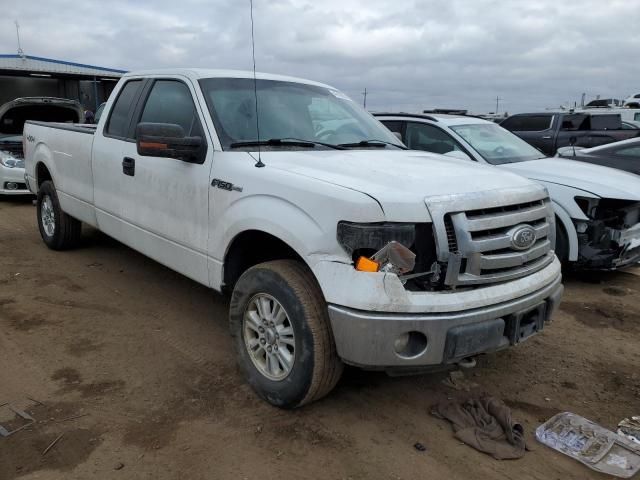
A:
0 196 638 480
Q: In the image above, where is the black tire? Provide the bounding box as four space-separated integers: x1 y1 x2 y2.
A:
36 180 82 250
229 260 343 408
555 217 569 264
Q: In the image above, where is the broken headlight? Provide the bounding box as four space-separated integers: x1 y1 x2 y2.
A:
337 222 415 256
337 221 441 288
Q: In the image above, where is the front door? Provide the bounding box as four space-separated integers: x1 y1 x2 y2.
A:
94 77 212 285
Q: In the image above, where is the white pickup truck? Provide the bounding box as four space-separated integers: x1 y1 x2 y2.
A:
24 69 563 408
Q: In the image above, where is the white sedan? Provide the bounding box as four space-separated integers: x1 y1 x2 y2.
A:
0 135 29 195
375 112 640 269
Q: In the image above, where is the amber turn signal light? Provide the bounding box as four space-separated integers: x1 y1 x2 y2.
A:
356 256 380 272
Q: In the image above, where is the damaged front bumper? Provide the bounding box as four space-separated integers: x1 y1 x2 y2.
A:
326 272 563 369
577 222 640 269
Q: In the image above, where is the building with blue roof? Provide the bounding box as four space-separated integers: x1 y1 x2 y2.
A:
0 54 127 111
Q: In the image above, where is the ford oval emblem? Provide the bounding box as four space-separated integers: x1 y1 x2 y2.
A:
511 225 537 250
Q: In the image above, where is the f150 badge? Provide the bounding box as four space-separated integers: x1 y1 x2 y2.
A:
511 224 536 250
211 178 243 192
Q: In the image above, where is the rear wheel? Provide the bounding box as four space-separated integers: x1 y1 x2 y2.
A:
37 180 81 250
229 260 343 408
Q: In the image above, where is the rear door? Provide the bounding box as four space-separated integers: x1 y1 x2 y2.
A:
93 78 146 223
93 76 213 285
557 114 626 150
501 114 555 155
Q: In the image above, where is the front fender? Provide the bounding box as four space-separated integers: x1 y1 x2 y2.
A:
207 188 383 289
552 200 579 261
217 194 333 263
545 183 601 262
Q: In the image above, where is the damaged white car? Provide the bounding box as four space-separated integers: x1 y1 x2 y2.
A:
0 97 84 196
376 113 640 269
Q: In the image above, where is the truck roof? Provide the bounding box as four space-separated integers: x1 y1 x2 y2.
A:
122 68 333 90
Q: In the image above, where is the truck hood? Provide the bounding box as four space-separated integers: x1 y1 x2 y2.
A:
502 158 640 201
258 150 541 220
0 97 83 137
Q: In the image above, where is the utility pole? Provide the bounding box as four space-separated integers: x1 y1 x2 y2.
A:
15 20 25 58
362 88 368 109
495 96 502 114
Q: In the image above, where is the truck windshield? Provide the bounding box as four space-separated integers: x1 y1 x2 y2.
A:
199 78 403 150
450 123 546 164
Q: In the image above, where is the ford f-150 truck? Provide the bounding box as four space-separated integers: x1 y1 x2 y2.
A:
24 69 563 408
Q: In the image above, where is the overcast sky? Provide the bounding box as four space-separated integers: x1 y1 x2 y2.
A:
2 0 639 113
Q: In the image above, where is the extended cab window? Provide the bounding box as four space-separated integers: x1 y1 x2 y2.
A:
501 115 552 132
139 80 203 137
405 122 461 154
105 80 143 138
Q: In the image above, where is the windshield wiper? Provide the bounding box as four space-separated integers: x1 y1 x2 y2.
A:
230 138 345 150
337 139 407 149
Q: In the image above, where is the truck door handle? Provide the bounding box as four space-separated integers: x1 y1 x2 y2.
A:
122 157 135 176
542 136 552 139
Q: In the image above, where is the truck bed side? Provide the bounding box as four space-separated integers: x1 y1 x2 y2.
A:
24 121 98 227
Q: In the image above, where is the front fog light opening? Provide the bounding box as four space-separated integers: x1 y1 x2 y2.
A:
394 331 428 359
5 182 18 190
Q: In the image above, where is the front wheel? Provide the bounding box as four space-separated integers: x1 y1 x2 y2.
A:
555 218 569 264
37 180 81 250
229 260 343 408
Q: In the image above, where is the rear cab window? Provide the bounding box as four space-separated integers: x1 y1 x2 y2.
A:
105 80 144 139
501 115 553 132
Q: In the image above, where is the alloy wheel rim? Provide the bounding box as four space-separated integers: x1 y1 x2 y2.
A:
243 293 295 381
41 195 55 237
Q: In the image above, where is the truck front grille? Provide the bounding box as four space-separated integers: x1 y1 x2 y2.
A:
442 198 555 286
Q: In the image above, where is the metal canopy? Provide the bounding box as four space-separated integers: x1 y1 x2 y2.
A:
0 54 126 80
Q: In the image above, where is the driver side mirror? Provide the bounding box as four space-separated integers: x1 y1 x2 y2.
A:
136 122 205 164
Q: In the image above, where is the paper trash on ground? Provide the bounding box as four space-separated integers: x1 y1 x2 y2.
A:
536 412 640 478
618 417 640 446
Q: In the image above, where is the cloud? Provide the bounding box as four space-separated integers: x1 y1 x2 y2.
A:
1 0 638 113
